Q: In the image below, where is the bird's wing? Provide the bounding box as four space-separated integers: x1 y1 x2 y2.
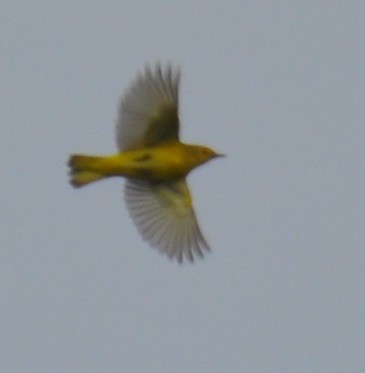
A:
124 179 210 263
116 64 180 151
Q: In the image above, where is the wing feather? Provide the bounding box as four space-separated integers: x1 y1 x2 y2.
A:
124 179 210 263
116 64 180 151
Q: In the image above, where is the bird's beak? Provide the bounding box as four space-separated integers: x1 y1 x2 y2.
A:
214 153 226 158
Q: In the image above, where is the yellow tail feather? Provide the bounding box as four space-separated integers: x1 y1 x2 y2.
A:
69 171 105 188
68 154 105 188
68 154 102 171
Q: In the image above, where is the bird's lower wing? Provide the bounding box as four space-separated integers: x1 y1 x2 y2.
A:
124 179 209 263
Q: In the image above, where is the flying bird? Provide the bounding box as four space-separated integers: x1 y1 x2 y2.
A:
68 64 223 263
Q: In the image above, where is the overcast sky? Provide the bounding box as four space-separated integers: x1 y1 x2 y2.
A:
1 1 365 372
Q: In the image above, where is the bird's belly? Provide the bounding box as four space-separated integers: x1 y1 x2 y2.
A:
117 147 190 181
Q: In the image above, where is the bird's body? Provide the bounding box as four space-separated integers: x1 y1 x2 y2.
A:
68 64 222 263
69 140 218 185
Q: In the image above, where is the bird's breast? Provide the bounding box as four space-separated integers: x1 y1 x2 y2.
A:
121 143 192 181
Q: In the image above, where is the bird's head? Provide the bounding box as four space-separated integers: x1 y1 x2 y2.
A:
190 145 225 169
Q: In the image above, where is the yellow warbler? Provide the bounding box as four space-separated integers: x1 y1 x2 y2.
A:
68 64 223 263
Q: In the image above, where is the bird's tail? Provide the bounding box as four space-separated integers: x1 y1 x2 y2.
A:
68 154 106 188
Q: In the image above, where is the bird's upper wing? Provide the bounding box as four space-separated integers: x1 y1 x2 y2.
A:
116 64 180 151
124 178 210 263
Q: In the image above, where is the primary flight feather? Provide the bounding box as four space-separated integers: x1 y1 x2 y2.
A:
68 64 223 263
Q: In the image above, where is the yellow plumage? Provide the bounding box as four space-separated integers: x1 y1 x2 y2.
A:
68 64 223 263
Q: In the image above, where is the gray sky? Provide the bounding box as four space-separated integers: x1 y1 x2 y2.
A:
1 1 365 372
